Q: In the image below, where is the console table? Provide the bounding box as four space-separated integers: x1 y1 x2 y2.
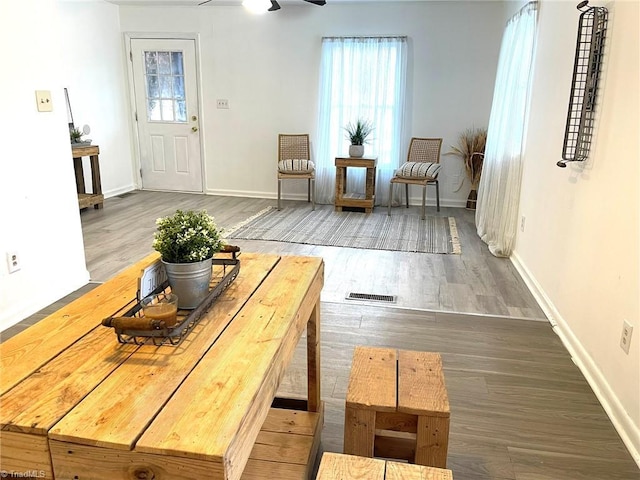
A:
335 156 377 213
0 252 324 480
72 144 103 210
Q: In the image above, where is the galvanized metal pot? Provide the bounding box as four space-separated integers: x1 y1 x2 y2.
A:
162 257 213 309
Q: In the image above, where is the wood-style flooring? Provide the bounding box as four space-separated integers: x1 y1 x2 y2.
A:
3 191 637 479
80 191 546 319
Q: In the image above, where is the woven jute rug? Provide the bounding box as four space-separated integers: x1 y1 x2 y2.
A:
224 205 461 254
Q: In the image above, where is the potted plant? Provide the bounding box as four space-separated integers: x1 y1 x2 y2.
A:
447 127 487 209
344 119 373 158
70 127 84 144
153 209 224 309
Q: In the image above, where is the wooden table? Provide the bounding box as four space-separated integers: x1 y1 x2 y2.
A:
334 156 377 213
72 144 104 210
0 252 324 480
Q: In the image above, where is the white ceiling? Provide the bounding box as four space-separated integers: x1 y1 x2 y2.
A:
104 0 450 5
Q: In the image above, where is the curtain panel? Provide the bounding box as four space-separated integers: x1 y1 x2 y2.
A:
315 36 407 206
476 2 538 257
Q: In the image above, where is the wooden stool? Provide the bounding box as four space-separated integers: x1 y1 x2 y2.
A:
316 452 453 480
344 347 450 468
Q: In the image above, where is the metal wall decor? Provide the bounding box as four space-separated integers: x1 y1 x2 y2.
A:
558 1 608 168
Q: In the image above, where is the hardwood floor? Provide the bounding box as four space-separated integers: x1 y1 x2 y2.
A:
3 191 637 479
79 191 545 319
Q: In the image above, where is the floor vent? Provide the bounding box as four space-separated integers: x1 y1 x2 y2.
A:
345 292 397 303
116 192 134 199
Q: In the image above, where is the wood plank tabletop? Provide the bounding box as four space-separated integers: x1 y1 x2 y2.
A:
1 251 324 480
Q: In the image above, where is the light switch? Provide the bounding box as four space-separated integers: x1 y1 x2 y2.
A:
35 90 53 112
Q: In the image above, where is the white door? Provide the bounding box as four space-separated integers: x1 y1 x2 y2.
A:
130 38 203 192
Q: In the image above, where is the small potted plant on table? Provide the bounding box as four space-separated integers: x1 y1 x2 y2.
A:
153 210 224 309
345 119 373 158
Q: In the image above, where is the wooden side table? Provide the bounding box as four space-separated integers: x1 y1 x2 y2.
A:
72 144 103 210
335 156 377 213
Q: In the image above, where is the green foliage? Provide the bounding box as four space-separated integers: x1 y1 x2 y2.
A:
153 210 223 263
344 119 374 146
70 127 83 143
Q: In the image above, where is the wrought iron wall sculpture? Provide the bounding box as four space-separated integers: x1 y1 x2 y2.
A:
558 1 608 168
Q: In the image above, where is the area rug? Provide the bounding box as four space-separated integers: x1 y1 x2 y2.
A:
223 206 461 254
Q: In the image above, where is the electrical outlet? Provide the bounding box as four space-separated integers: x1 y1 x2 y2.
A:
520 215 526 232
216 99 229 109
620 320 633 354
6 251 20 274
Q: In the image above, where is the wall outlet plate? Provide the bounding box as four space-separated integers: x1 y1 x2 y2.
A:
35 90 53 112
620 320 633 354
6 251 20 274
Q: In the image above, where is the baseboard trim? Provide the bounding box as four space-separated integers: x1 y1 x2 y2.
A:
207 188 468 208
207 188 276 199
511 250 640 467
104 184 137 199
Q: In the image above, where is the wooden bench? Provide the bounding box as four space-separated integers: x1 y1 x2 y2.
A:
344 347 450 468
316 452 453 480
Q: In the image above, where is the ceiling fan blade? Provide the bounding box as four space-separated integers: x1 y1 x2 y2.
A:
303 0 326 5
268 0 281 11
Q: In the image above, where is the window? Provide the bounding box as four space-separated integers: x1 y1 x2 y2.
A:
315 36 407 205
144 51 186 122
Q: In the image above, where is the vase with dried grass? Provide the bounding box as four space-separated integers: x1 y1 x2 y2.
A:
447 127 487 209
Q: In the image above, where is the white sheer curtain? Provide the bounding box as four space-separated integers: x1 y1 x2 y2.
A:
476 2 538 257
315 36 407 206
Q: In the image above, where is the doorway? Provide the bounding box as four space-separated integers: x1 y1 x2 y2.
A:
128 37 203 192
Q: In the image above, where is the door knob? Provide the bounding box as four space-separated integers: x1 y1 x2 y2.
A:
192 126 198 132
191 115 197 121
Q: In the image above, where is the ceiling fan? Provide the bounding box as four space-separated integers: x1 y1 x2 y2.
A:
198 0 326 11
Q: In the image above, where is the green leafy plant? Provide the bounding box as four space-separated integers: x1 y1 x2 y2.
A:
70 127 83 143
153 210 223 263
447 127 487 189
344 119 374 146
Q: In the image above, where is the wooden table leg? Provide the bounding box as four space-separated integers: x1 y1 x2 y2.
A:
307 299 321 412
335 166 345 212
89 154 103 209
73 156 86 194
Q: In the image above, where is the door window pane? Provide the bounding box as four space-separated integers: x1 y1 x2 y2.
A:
143 50 187 123
147 75 159 98
171 52 184 75
157 52 171 74
145 51 157 74
161 100 174 121
175 100 187 122
159 76 172 97
148 99 161 121
173 76 185 99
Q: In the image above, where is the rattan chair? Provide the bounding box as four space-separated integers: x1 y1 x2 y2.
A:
277 134 315 210
388 137 443 220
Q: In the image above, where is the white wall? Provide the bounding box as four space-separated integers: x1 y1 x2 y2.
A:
119 1 505 206
59 1 136 198
0 0 134 332
0 0 89 330
514 0 640 462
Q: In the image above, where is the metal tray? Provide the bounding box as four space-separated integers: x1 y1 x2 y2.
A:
102 252 240 346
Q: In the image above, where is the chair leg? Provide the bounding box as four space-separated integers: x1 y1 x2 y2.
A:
388 182 393 216
307 178 311 203
421 184 426 220
277 179 282 210
405 184 409 208
311 178 315 211
436 180 440 212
